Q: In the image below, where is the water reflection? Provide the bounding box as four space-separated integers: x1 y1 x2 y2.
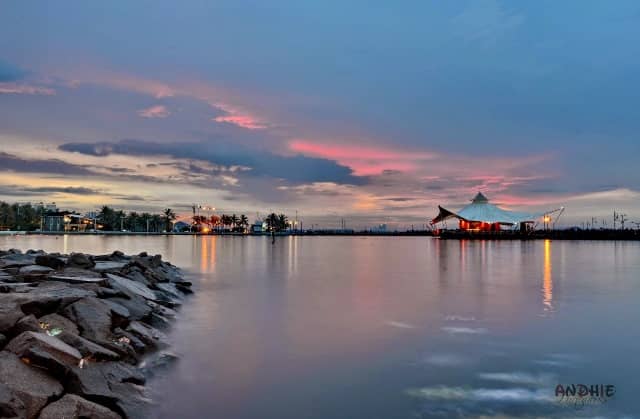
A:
542 239 553 313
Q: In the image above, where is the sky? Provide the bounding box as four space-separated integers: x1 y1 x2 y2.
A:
1 0 639 229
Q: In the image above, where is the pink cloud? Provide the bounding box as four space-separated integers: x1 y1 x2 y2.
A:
213 115 267 130
138 105 170 119
0 82 55 95
289 139 435 176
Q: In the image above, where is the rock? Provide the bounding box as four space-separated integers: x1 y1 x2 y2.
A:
0 382 26 419
48 275 107 285
68 253 95 269
6 332 82 374
111 382 151 419
17 265 53 279
61 267 102 278
62 297 115 343
119 269 150 286
96 287 129 299
67 362 146 415
0 255 36 269
38 394 121 419
38 313 80 336
0 283 37 293
0 333 5 348
0 351 64 419
57 332 120 361
152 290 182 309
125 322 168 350
107 297 152 322
14 283 96 317
154 283 183 300
146 301 177 319
0 297 25 334
11 315 41 335
34 255 66 270
112 329 147 353
105 274 157 301
93 262 128 273
139 351 179 379
147 312 171 330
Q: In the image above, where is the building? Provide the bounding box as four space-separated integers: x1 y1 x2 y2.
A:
43 211 93 232
431 192 538 232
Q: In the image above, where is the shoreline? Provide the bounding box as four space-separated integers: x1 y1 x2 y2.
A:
2 230 640 240
0 248 193 419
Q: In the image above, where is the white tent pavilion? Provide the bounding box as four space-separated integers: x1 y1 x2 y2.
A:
431 192 537 230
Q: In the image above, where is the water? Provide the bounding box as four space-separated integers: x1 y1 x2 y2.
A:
1 235 639 418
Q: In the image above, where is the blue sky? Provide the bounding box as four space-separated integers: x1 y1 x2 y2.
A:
1 1 639 227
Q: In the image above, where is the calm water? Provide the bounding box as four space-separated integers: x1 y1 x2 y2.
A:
2 235 639 418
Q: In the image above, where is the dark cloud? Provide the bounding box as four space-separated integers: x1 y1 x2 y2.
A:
59 139 366 185
0 152 94 175
0 60 25 82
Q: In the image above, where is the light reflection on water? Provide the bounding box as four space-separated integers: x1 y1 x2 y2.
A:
1 235 639 418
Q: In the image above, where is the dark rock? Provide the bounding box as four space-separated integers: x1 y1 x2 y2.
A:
152 290 182 309
62 297 114 343
139 351 179 379
0 297 25 334
67 361 146 416
38 313 80 336
146 301 177 319
175 283 193 294
17 265 53 280
93 261 128 273
47 275 107 286
0 283 37 293
112 329 147 353
147 312 171 330
14 282 96 317
97 287 129 299
0 255 35 269
111 382 151 419
61 267 101 278
102 300 131 329
6 332 82 374
0 351 64 419
68 253 95 269
11 315 41 335
34 254 66 270
125 322 168 350
0 382 26 419
107 296 152 322
0 333 5 349
105 274 157 301
58 332 120 361
39 394 121 419
154 283 183 300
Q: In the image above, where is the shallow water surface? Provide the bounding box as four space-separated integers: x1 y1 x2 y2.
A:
2 235 639 418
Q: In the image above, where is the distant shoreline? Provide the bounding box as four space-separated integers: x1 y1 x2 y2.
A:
2 230 640 240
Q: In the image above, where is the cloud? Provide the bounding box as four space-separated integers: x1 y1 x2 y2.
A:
0 152 94 175
58 139 365 185
213 115 267 130
0 82 55 95
0 60 26 82
138 104 170 118
289 139 436 175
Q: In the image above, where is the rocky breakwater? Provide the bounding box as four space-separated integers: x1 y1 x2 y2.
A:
0 249 193 419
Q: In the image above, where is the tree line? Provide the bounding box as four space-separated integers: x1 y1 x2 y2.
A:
97 206 177 232
0 202 43 231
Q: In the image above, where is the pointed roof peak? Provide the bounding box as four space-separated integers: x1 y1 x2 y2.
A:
472 192 489 203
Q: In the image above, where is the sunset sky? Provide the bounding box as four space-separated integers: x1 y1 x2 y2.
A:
1 1 639 228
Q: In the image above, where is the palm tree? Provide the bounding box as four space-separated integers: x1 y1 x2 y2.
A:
98 206 115 230
163 208 176 232
220 214 232 231
231 214 239 231
140 212 152 233
151 214 163 232
127 212 140 232
240 214 249 232
278 214 288 231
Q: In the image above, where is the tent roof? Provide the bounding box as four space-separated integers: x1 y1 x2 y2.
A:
431 193 536 225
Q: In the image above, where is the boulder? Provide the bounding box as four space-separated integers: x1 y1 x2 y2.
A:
0 351 64 419
0 283 37 293
57 332 120 361
11 315 41 335
17 265 53 279
68 253 95 269
139 351 178 379
93 262 128 273
0 297 25 334
0 255 36 269
0 382 26 419
38 394 121 419
34 255 66 270
6 332 82 374
62 298 114 343
125 322 168 350
47 275 107 286
60 267 102 278
154 283 183 300
111 382 151 419
67 362 146 415
105 274 157 301
107 297 152 322
13 282 96 317
38 313 80 336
